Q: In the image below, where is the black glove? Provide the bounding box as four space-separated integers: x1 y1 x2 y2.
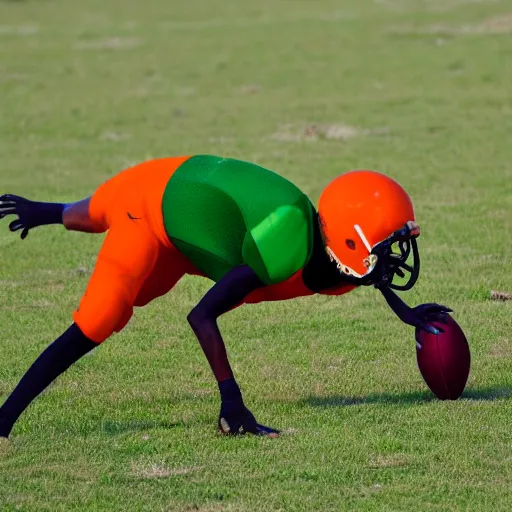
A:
0 194 65 239
379 286 452 335
218 400 279 437
402 303 452 335
218 378 279 437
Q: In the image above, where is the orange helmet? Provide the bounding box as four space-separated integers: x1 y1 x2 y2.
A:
318 170 420 289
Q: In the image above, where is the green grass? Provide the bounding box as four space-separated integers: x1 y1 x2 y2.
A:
1 0 512 510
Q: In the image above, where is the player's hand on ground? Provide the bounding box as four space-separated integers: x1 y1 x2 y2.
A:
218 400 279 438
410 303 453 335
0 194 39 239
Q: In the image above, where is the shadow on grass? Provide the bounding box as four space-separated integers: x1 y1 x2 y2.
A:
306 386 512 408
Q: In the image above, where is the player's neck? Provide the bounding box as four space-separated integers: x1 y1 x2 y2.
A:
302 213 359 292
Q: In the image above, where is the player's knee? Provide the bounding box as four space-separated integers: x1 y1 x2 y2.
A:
187 306 213 332
73 294 133 344
187 308 201 329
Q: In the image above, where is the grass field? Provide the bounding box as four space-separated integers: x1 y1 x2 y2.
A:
1 0 512 510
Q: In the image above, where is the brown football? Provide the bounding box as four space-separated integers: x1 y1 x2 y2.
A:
416 315 470 400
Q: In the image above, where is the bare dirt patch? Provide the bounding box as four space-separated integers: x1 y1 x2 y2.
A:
490 290 512 301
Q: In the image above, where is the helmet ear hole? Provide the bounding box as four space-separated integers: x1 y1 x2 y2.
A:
345 239 356 250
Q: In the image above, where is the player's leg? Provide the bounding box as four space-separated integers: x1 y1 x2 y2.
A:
0 324 96 438
73 212 161 342
0 217 160 438
0 157 193 437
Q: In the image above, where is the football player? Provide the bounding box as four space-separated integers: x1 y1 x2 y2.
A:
0 155 450 439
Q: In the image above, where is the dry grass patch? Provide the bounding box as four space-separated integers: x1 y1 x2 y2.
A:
100 131 130 142
131 461 204 479
490 290 512 301
271 123 388 143
0 25 38 36
0 279 22 288
75 37 141 50
489 338 512 358
391 13 512 37
237 84 262 95
479 13 512 34
376 0 500 12
0 437 12 456
369 454 411 469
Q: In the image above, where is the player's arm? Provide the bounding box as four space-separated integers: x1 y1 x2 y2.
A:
0 194 100 237
187 265 279 437
378 285 451 334
0 324 97 438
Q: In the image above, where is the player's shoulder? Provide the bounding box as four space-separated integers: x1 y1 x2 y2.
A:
244 200 315 285
183 155 304 186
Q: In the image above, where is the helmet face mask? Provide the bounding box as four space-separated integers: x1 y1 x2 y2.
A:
324 221 421 290
367 221 421 291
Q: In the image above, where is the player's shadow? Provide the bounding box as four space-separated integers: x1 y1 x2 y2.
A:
306 386 512 408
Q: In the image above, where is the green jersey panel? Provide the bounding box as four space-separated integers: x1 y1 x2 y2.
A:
161 155 315 285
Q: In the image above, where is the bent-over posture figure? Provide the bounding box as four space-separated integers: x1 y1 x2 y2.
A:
0 155 450 438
